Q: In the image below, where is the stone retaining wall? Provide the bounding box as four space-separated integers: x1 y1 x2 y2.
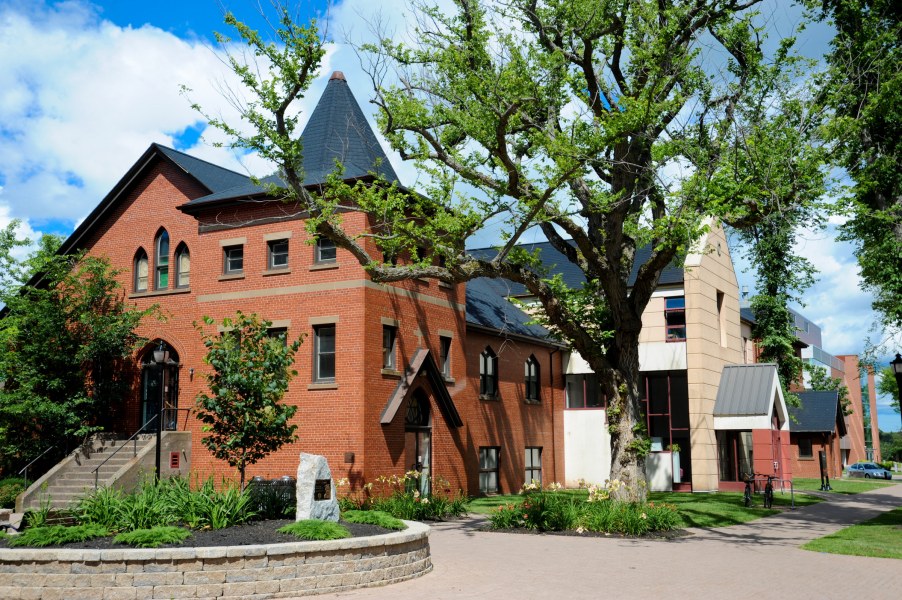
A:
0 521 431 599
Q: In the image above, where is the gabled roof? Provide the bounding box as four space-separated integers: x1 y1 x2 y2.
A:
467 240 684 296
465 278 555 342
182 71 398 209
55 143 249 258
790 391 847 435
380 349 463 427
740 306 755 324
714 363 781 417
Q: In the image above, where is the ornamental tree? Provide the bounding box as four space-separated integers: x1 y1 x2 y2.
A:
197 1 825 501
195 312 303 490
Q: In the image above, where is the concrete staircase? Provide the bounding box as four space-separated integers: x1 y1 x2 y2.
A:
16 435 156 511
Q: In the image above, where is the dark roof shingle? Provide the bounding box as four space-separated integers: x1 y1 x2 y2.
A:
790 391 845 434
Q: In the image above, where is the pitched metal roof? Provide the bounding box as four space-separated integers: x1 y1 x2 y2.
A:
740 306 755 324
467 240 684 295
465 277 555 342
790 391 846 434
714 364 780 417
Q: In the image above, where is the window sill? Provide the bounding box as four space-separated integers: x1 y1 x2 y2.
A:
218 273 245 281
443 376 455 385
308 382 338 390
129 288 191 299
524 399 541 405
799 457 815 461
438 281 453 290
479 394 499 402
263 268 291 276
309 262 338 271
381 368 403 378
665 338 687 343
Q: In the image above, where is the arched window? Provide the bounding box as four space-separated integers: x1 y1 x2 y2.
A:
175 243 190 288
134 249 148 292
525 355 540 402
479 347 498 397
155 229 170 290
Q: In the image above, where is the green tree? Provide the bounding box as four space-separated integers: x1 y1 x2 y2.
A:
197 2 823 501
876 366 900 417
813 0 902 329
0 222 153 474
195 312 304 490
806 364 852 416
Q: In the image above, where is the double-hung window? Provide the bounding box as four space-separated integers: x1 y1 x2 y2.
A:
315 238 336 263
224 245 244 274
524 355 540 402
440 336 452 378
268 239 289 269
525 447 542 485
313 325 336 382
479 447 500 494
382 325 397 370
479 347 498 397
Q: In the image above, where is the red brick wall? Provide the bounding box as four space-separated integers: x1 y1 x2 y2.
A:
789 432 842 479
80 155 559 496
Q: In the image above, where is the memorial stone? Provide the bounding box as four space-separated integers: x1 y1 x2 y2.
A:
296 453 340 521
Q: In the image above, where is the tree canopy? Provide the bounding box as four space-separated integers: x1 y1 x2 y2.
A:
0 221 153 475
195 312 303 489
201 0 830 500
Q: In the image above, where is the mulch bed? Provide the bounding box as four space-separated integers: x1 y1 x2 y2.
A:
0 519 396 550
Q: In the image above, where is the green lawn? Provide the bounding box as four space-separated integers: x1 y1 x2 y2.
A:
802 507 902 559
792 478 899 495
467 488 821 529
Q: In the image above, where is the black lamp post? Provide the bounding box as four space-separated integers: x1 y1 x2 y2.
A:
891 353 902 434
152 341 169 479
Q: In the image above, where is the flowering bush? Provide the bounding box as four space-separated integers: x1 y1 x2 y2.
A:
335 473 467 521
489 480 679 535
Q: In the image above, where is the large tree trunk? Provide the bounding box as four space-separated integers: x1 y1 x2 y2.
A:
602 329 647 503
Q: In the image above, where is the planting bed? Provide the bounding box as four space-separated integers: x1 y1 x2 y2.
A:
0 520 431 599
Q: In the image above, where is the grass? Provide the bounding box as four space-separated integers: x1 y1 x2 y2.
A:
469 488 821 529
278 520 351 541
792 477 899 495
341 510 406 530
113 526 191 548
802 507 902 559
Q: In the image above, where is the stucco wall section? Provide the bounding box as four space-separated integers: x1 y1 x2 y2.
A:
683 220 743 492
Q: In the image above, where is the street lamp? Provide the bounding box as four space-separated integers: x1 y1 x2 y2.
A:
891 353 902 433
152 341 169 479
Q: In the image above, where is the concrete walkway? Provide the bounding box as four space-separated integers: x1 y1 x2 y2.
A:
315 483 902 600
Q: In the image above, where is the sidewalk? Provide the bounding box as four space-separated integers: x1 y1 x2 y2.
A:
314 483 902 600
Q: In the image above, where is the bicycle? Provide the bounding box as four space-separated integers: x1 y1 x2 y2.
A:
743 472 756 507
763 474 775 509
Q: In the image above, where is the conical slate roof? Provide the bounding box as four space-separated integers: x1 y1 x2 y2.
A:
300 71 398 184
182 71 398 208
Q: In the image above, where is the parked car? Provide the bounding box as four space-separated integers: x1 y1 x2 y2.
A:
847 462 893 479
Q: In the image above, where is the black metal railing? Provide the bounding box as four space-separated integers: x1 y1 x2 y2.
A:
91 408 190 489
17 445 59 489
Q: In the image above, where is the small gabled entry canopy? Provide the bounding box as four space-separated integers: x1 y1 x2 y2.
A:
381 349 463 428
713 364 790 431
790 390 847 436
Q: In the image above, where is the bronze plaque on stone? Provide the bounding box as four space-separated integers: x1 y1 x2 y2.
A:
313 479 331 501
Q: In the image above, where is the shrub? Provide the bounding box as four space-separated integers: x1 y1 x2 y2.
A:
519 490 579 531
487 503 527 529
341 473 468 521
341 510 406 530
278 520 350 541
114 526 191 548
0 477 26 508
8 524 108 547
75 486 126 531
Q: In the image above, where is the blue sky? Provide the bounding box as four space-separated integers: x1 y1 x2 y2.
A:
0 0 899 431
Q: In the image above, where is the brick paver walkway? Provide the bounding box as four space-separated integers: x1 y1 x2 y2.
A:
314 482 902 600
